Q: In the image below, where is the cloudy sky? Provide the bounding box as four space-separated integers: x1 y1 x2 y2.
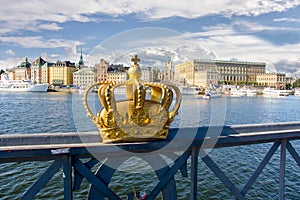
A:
0 0 300 76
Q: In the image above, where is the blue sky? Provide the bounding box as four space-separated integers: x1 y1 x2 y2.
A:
0 0 300 76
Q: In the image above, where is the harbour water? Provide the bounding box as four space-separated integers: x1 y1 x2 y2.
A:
0 92 300 199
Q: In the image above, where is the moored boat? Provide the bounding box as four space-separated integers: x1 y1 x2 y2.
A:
262 87 289 97
203 90 222 99
179 85 200 95
240 88 257 96
0 73 48 92
294 89 300 96
229 88 246 97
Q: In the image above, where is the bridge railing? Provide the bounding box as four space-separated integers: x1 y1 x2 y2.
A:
1 121 300 199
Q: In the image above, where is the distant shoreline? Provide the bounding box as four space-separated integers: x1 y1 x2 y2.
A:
47 88 82 93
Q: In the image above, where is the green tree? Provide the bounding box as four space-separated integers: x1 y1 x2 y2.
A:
293 79 300 88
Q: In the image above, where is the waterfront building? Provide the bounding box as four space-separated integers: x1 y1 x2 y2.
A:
107 71 128 82
256 73 287 89
175 59 266 88
158 57 174 82
48 61 77 86
95 59 153 82
246 63 266 82
14 58 31 80
30 57 46 84
106 64 129 82
40 62 54 84
73 67 95 89
141 66 153 82
95 59 109 82
175 60 218 88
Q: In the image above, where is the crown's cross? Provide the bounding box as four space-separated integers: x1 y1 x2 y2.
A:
131 55 140 65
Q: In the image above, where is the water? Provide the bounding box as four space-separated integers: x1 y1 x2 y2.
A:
0 92 300 199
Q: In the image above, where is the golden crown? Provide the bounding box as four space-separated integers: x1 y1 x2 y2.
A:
83 55 182 143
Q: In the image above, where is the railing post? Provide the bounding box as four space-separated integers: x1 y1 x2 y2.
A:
190 146 200 200
279 139 287 200
63 154 72 200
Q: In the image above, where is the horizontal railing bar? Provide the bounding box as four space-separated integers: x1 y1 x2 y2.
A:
1 121 300 146
0 132 100 146
0 122 300 163
1 128 300 152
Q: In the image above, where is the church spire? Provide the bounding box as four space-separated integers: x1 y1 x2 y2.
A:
78 46 84 68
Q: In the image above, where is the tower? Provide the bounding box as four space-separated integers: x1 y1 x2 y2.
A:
78 46 84 69
164 56 174 81
167 56 172 71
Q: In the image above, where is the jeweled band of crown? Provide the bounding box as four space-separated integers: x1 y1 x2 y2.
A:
83 55 182 143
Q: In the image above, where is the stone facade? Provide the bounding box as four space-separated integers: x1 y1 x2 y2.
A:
256 73 286 89
73 68 95 89
48 61 77 85
141 67 153 82
95 59 109 82
14 58 31 80
175 59 266 88
30 57 46 84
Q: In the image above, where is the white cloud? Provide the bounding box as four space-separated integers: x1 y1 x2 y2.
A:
5 50 15 55
273 17 300 23
50 54 59 58
0 0 299 34
65 44 78 59
0 57 24 69
0 36 81 49
180 24 300 74
202 20 300 35
231 20 300 32
38 23 63 31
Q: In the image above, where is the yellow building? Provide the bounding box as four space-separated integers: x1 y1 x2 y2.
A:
14 58 31 80
40 62 54 84
14 68 29 80
256 73 286 89
49 61 77 85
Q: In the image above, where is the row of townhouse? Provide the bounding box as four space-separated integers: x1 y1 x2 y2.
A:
10 57 78 86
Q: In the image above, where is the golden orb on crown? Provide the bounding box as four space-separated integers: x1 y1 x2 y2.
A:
83 55 182 143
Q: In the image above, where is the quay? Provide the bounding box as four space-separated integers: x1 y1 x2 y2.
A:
1 121 300 199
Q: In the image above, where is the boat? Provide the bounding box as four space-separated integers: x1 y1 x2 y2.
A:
294 89 300 96
229 88 246 97
240 88 257 96
179 85 200 95
262 88 289 97
203 90 222 99
0 73 48 92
